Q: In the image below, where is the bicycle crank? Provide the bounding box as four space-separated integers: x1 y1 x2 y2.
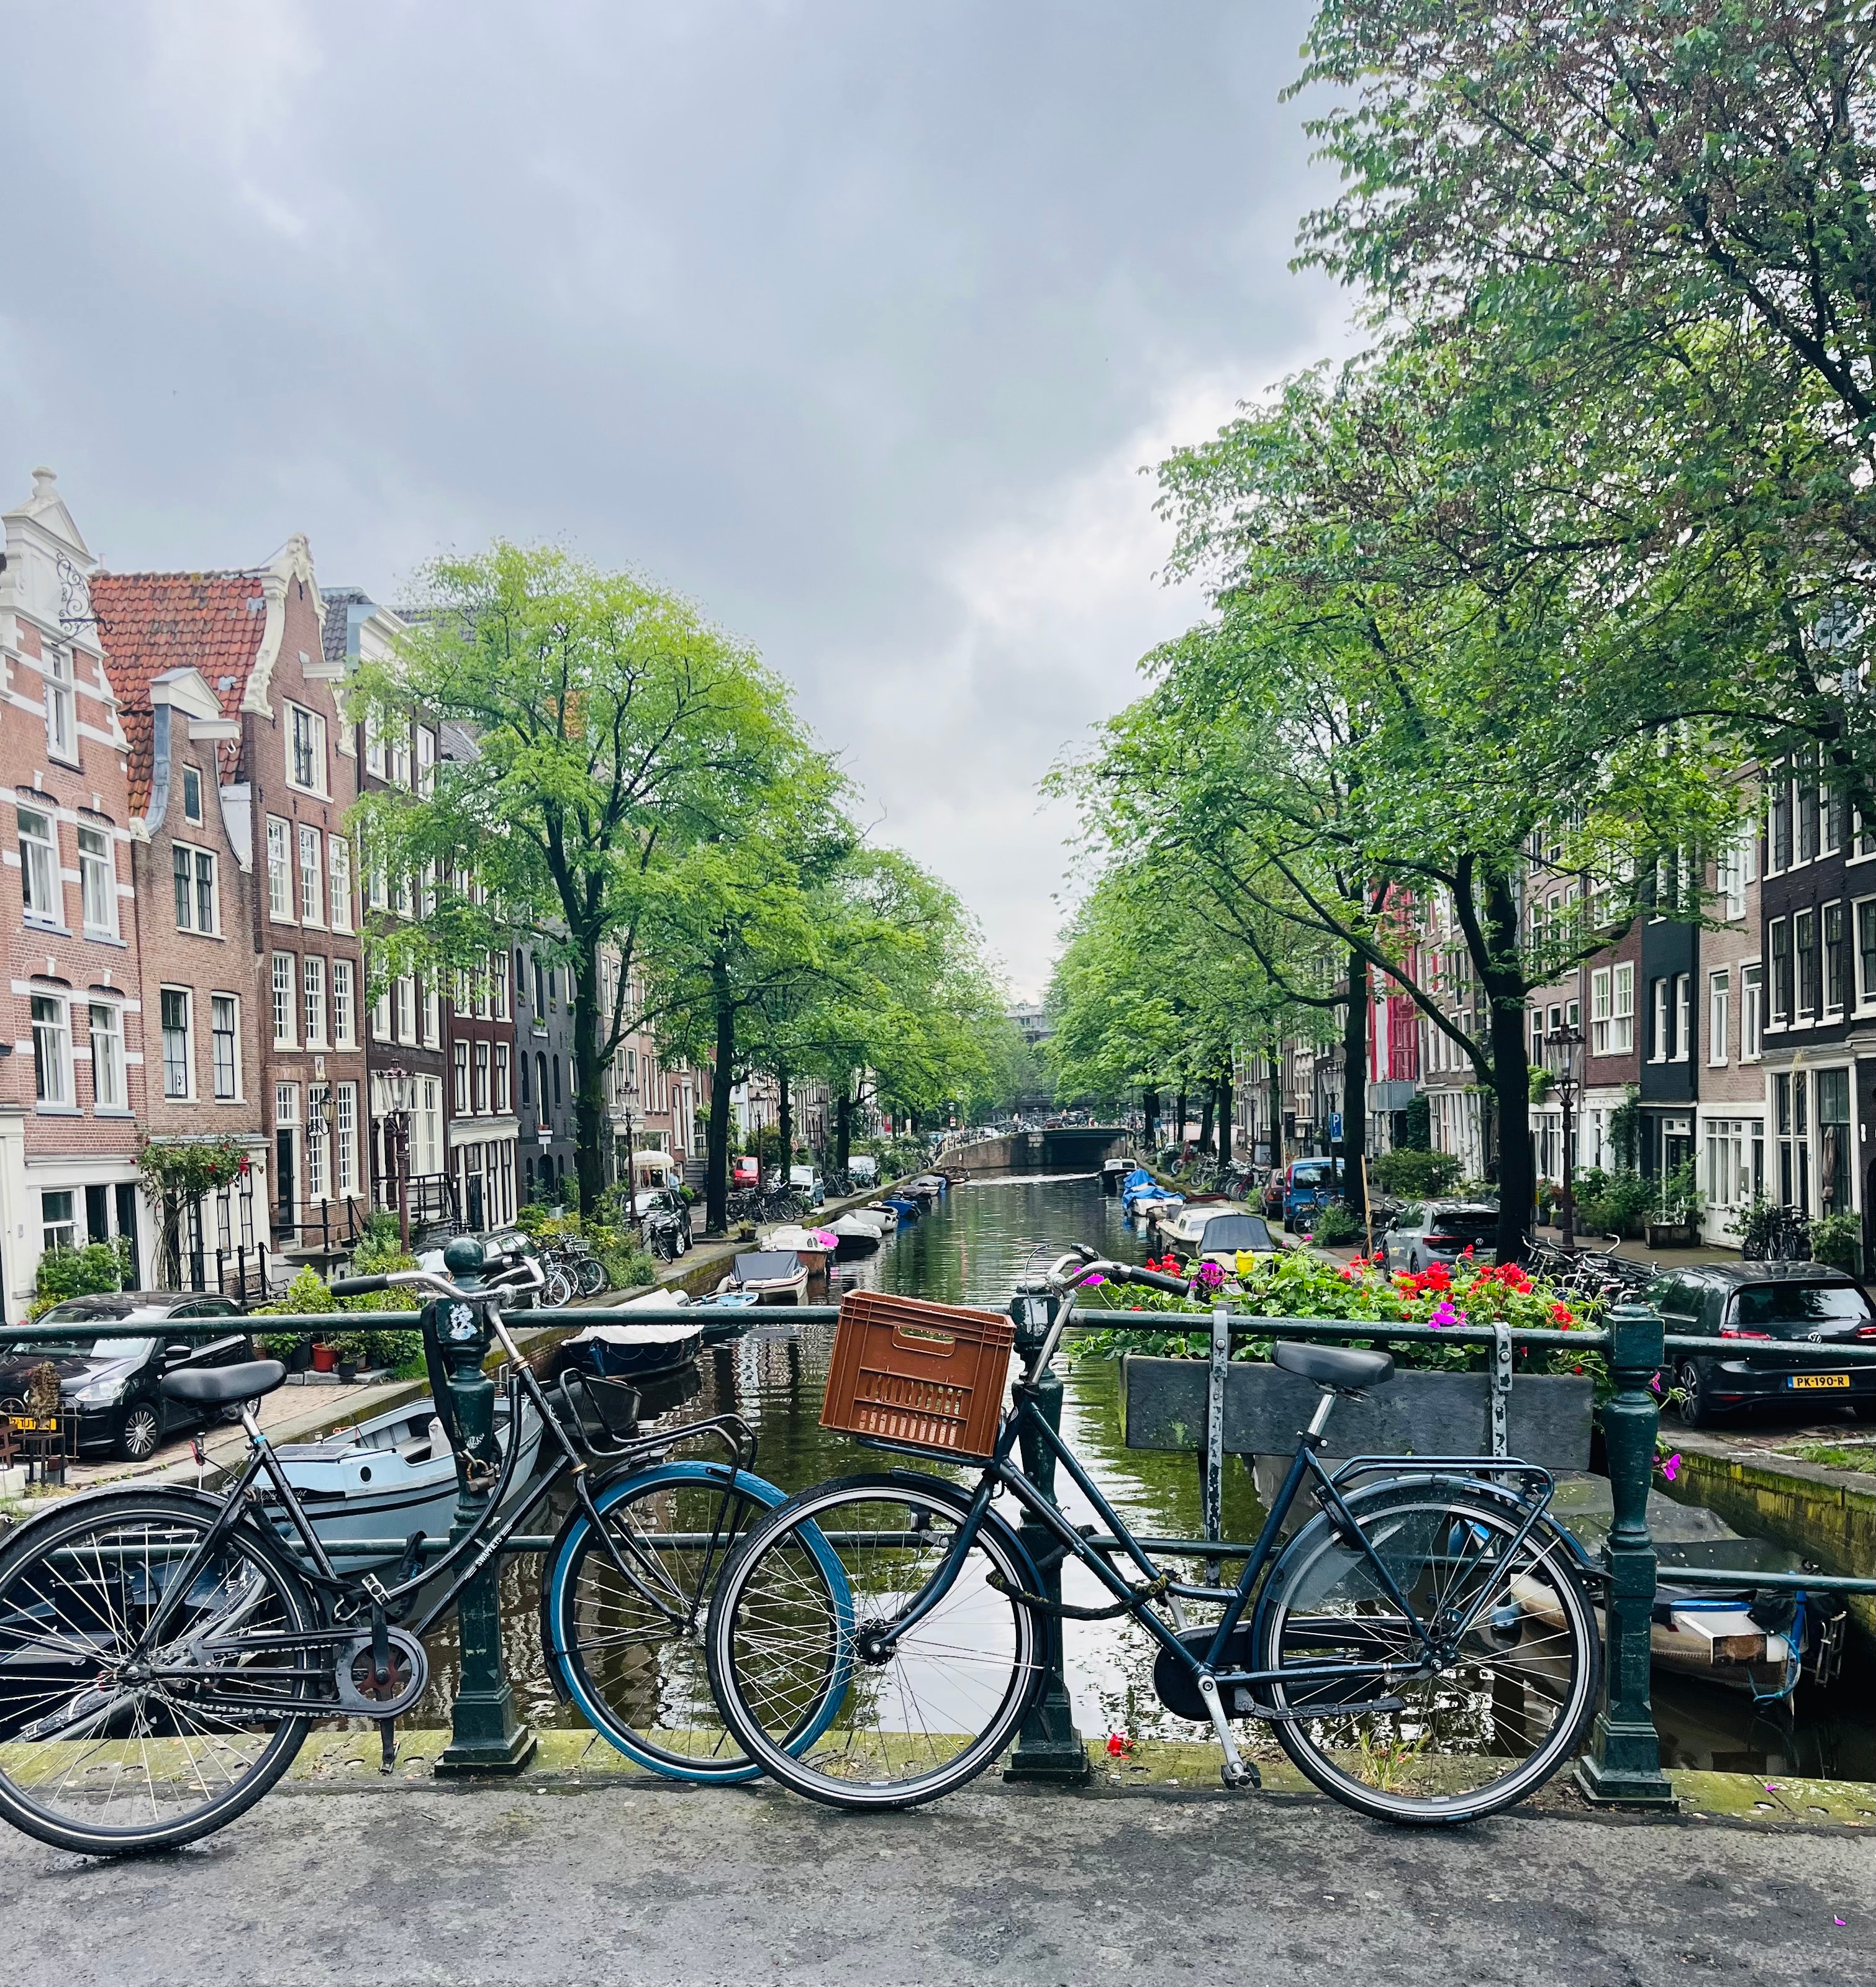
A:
332 1626 430 1718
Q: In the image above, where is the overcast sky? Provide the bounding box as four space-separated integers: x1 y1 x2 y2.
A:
1 1 1348 999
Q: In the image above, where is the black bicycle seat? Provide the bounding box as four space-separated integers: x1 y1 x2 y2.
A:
160 1359 286 1408
1272 1342 1393 1391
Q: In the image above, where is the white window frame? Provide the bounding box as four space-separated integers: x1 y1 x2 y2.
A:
266 817 292 921
417 726 435 796
89 1002 124 1110
211 993 240 1102
43 646 76 763
78 825 117 936
286 702 328 796
173 841 217 935
160 986 193 1100
1708 969 1729 1066
335 1082 358 1198
306 1083 331 1202
1611 962 1635 1054
272 951 297 1048
19 808 59 926
330 958 355 1050
1742 962 1764 1061
364 713 385 777
298 824 323 926
495 1043 511 1113
302 954 327 1049
328 836 351 930
1673 972 1691 1063
30 994 70 1107
181 764 204 824
41 1189 76 1254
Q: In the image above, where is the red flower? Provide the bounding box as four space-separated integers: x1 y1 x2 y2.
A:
1106 1732 1135 1758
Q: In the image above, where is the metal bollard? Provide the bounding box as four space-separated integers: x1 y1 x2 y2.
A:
1575 1298 1676 1808
433 1236 538 1776
1003 1285 1092 1784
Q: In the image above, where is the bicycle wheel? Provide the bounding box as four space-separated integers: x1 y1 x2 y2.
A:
542 1265 575 1308
576 1256 608 1298
0 1490 318 1855
546 1461 845 1783
706 1473 1041 1810
1253 1487 1598 1825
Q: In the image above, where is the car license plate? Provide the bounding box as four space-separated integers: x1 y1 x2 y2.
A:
1787 1373 1852 1390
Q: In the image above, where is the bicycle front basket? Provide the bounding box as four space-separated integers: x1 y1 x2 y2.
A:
821 1291 1015 1460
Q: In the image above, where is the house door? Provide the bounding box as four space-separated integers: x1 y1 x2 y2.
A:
275 1129 296 1238
466 1170 484 1231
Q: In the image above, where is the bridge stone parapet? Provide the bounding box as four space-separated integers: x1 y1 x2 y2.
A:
943 1128 1130 1178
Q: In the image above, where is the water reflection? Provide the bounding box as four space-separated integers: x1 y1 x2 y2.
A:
415 1172 1872 1776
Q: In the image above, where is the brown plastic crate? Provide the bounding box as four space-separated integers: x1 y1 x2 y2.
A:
820 1290 1016 1460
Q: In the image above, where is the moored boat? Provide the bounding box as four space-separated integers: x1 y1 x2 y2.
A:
719 1250 809 1304
264 1395 542 1548
564 1317 704 1379
761 1223 837 1272
828 1212 885 1257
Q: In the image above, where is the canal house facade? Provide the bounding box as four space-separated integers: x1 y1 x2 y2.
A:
0 471 147 1313
91 570 265 1291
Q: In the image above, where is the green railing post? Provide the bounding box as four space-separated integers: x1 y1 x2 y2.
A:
433 1236 537 1777
1575 1297 1676 1808
1003 1283 1091 1784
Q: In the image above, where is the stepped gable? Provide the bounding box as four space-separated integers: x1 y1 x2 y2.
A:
91 571 266 809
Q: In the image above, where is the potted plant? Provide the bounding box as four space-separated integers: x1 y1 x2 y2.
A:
309 1342 339 1374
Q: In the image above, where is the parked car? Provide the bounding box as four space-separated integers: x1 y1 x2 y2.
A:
1377 1201 1500 1272
733 1156 761 1188
1280 1159 1347 1231
788 1164 825 1207
1653 1262 1876 1427
0 1292 250 1462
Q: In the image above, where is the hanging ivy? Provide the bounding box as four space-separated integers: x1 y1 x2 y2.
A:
136 1136 250 1204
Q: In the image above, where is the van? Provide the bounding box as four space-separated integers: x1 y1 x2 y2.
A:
1281 1158 1346 1231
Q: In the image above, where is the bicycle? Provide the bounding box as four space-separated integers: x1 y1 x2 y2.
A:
0 1246 845 1857
705 1247 1601 1824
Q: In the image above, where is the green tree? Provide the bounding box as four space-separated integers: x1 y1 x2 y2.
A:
349 543 802 1211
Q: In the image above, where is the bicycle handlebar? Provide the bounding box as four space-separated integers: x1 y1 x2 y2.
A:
327 1275 389 1297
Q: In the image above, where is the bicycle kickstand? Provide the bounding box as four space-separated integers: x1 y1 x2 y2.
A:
1196 1674 1261 1792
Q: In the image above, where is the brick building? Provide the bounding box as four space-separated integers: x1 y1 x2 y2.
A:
91 572 265 1292
0 471 147 1316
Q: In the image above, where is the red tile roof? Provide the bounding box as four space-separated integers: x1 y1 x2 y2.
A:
91 573 265 812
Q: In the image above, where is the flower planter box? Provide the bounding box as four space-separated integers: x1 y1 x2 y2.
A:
1644 1220 1697 1249
1120 1354 1594 1468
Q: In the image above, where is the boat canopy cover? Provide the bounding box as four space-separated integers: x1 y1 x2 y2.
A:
568 1321 700 1346
733 1251 805 1282
1199 1213 1275 1255
1123 1167 1153 1190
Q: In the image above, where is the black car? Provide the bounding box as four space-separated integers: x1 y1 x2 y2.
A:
0 1292 250 1461
1651 1263 1876 1427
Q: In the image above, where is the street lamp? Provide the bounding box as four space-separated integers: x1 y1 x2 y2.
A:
380 1064 414 1249
1546 1022 1584 1252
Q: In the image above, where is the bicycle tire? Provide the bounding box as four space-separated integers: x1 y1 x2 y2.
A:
545 1460 846 1783
542 1265 575 1308
705 1471 1042 1811
0 1488 319 1856
576 1257 608 1298
1252 1485 1599 1826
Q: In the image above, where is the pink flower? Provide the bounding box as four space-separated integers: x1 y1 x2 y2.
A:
1197 1261 1225 1290
1428 1298 1459 1329
1661 1453 1682 1484
1084 1272 1105 1286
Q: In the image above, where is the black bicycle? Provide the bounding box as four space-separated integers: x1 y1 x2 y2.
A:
0 1256 835 1856
705 1248 1602 1823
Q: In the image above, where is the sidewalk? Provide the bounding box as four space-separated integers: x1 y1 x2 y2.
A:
0 1739 1868 1987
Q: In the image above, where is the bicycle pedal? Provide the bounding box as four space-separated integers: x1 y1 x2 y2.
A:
1220 1758 1261 1791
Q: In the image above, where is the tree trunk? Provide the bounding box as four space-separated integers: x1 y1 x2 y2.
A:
571 938 609 1215
1197 1085 1215 1155
1341 946 1369 1220
776 1066 792 1180
1217 1069 1233 1167
1480 874 1534 1265
705 952 735 1234
1175 1085 1187 1156
835 1087 854 1177
1141 1085 1159 1151
1269 1055 1283 1173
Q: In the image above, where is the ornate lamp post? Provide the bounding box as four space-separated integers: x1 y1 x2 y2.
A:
380 1064 414 1249
1547 1021 1584 1251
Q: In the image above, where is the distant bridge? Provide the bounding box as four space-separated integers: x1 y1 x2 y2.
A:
941 1127 1132 1179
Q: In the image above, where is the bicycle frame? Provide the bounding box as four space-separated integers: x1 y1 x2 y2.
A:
875 1322 1564 1711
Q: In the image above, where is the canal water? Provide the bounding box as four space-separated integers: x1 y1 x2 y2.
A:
419 1171 1876 1779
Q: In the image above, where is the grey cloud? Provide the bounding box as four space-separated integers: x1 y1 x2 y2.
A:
1 0 1344 995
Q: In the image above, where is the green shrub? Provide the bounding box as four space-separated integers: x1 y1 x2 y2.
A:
1574 1167 1650 1239
1312 1201 1363 1244
1810 1210 1862 1274
1370 1149 1462 1198
30 1239 131 1316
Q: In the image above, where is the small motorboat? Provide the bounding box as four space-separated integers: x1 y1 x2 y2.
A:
1102 1157 1132 1197
265 1394 542 1548
828 1212 884 1257
1194 1211 1279 1267
878 1193 922 1222
688 1290 761 1341
564 1317 704 1379
719 1250 809 1305
862 1203 901 1233
763 1223 837 1273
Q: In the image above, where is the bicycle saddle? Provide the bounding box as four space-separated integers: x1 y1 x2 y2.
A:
160 1359 287 1407
1272 1342 1393 1391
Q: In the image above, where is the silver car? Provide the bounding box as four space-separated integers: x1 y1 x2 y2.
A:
1379 1201 1499 1274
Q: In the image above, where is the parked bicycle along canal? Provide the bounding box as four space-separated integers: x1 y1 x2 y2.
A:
419 1170 1876 1781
